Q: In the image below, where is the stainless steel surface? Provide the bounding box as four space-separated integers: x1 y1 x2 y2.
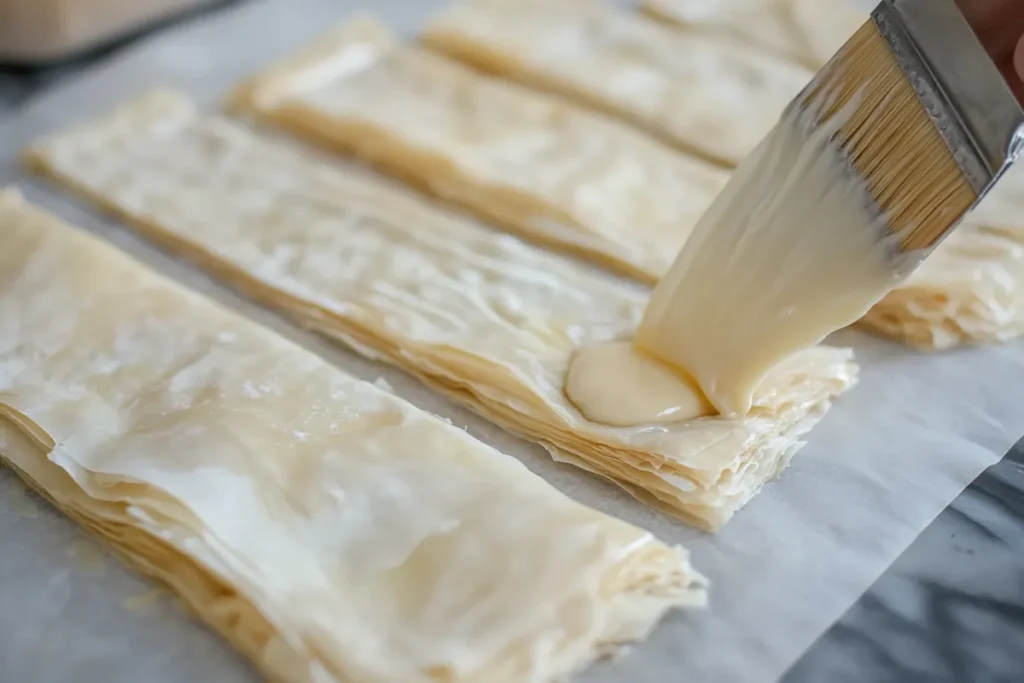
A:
3 1 1024 682
873 0 1024 201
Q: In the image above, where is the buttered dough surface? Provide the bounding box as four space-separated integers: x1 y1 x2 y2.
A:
230 17 729 284
27 90 857 530
424 0 812 167
0 189 707 683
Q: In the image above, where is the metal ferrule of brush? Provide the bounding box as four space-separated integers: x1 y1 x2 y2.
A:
873 0 1024 206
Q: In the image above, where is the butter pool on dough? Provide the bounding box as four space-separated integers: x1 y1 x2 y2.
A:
641 0 866 70
26 90 858 531
0 188 707 683
227 16 729 285
423 0 812 168
565 342 714 427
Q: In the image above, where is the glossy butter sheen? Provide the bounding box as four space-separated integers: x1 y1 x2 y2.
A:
565 342 713 426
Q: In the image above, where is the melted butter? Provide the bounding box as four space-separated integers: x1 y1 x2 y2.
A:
635 94 914 417
570 90 915 422
565 342 714 425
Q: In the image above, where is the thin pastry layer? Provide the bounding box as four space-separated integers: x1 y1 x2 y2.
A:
860 165 1024 348
0 188 706 683
25 90 859 531
861 224 1024 349
228 11 1024 351
640 0 1024 350
423 0 812 167
641 0 866 70
966 166 1024 243
228 16 729 284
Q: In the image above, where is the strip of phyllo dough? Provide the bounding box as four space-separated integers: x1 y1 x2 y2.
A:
861 222 1024 349
422 0 812 168
0 187 707 683
228 16 729 284
641 0 865 70
25 90 858 531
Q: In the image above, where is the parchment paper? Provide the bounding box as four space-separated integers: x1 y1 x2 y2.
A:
2 1 1022 682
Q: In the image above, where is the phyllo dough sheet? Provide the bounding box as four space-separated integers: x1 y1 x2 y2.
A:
0 188 707 683
641 0 866 70
632 0 1024 349
26 90 858 531
861 223 1024 349
227 7 1024 352
858 161 1024 348
228 16 729 284
423 0 812 168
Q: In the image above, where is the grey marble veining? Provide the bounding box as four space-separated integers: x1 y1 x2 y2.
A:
785 441 1024 682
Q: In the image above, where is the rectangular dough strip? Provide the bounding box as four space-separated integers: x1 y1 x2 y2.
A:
422 0 813 168
229 11 1024 351
861 224 1024 349
604 0 1024 350
641 0 866 71
26 89 858 531
0 188 706 683
227 16 729 285
857 162 1024 349
424 0 1024 352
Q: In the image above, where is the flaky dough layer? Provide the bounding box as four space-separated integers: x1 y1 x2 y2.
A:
0 188 706 683
26 90 857 530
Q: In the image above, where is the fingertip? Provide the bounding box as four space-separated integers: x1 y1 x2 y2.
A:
1017 35 1024 81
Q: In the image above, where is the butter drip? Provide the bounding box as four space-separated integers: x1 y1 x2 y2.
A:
565 342 713 426
572 92 914 422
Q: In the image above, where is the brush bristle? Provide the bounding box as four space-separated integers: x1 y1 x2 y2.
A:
803 21 978 252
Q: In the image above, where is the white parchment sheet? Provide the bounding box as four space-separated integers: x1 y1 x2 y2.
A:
1 1 1021 682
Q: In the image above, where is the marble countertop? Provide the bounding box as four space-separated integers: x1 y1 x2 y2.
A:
787 441 1024 683
2 3 1022 681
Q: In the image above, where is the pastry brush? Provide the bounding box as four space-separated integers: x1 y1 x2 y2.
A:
805 0 1024 255
635 0 1024 416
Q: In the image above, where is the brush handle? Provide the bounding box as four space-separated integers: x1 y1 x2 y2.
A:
875 0 1024 204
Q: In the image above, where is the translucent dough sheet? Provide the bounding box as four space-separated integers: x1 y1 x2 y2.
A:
422 0 1024 353
0 188 706 683
228 16 729 284
861 167 1024 349
233 7 1024 352
862 225 1024 349
25 89 857 531
423 0 813 167
640 0 868 69
3 1 1024 683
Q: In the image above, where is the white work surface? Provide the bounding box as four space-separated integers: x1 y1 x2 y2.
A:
1 1 1022 682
